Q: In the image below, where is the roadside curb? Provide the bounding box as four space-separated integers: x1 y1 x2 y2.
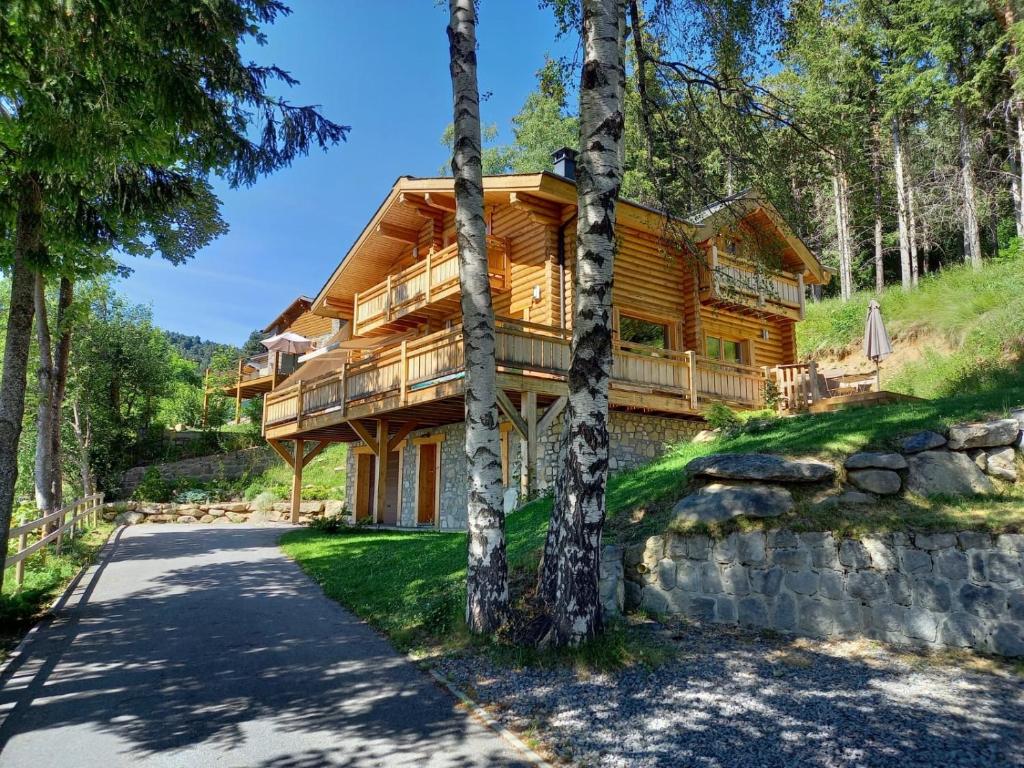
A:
0 525 122 683
427 667 554 768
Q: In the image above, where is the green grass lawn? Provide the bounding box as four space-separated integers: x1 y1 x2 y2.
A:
282 374 1024 655
1 522 114 657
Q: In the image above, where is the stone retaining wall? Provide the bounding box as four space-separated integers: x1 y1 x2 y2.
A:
602 529 1024 657
119 446 278 497
103 498 343 526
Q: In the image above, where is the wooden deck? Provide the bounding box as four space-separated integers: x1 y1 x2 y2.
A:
263 318 770 442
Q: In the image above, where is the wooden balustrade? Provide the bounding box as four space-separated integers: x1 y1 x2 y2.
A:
352 236 509 335
770 362 819 412
704 251 805 318
262 316 818 435
5 493 105 591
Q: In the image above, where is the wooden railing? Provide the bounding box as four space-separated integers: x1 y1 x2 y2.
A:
264 318 788 431
5 493 105 591
769 362 820 412
352 236 510 335
704 252 805 318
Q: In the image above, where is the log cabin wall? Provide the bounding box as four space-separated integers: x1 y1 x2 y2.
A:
286 308 334 340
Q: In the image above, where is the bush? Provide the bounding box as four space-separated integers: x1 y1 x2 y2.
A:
704 402 740 431
309 509 349 534
132 467 173 503
252 490 278 513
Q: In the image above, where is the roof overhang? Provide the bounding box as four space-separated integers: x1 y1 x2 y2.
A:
263 295 315 333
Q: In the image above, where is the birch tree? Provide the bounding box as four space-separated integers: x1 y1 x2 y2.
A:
545 0 627 647
447 0 510 634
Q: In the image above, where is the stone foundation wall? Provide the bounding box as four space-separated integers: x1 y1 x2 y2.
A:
346 412 701 530
604 529 1024 658
103 499 342 526
119 447 277 498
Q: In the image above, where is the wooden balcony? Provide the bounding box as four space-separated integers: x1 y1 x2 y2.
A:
701 251 805 320
263 318 773 441
352 236 511 337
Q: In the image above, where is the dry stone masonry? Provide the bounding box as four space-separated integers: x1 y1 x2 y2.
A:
119 447 277 498
604 411 1024 657
102 499 342 526
609 529 1024 657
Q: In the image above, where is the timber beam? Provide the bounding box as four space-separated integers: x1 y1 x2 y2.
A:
496 390 528 438
376 221 421 244
349 419 380 453
537 395 567 435
388 420 418 452
423 192 457 213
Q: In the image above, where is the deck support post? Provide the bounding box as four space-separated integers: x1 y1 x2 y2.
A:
520 391 537 500
374 420 389 524
686 351 698 410
290 439 306 524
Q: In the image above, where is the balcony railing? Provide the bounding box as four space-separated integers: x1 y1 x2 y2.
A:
263 318 785 433
352 236 510 336
702 251 805 318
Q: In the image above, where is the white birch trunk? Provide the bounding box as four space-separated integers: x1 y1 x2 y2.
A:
831 166 852 301
448 0 509 634
71 399 94 496
958 104 983 269
892 118 913 290
549 0 626 648
871 114 885 293
908 181 920 287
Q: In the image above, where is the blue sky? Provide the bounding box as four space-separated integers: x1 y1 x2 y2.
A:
119 2 576 345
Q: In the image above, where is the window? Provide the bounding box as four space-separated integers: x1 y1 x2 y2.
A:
619 315 668 350
705 335 744 364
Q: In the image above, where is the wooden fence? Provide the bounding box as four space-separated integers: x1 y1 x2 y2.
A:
4 493 105 591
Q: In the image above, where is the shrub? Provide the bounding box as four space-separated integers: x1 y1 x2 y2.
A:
132 467 173 503
309 510 349 534
252 491 278 513
704 402 740 431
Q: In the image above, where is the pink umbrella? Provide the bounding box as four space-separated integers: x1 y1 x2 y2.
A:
862 299 892 391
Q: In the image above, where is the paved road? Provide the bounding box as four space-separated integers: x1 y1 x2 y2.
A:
0 524 530 767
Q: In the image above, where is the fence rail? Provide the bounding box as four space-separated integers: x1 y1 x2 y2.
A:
5 493 105 590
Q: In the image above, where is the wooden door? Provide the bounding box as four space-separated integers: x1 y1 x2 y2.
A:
417 443 438 526
355 453 375 523
381 449 400 526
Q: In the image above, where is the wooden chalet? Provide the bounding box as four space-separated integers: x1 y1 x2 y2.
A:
203 296 337 424
260 152 832 526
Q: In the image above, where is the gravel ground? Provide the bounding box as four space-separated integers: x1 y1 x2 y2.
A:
435 621 1024 768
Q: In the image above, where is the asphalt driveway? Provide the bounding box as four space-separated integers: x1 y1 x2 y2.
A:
0 524 530 767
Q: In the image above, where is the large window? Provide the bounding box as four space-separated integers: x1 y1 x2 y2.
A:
705 335 744 364
619 315 668 349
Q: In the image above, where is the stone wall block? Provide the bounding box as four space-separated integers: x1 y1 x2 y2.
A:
997 534 1024 553
767 529 798 549
771 547 810 571
749 566 783 597
699 562 724 594
862 536 897 570
640 585 670 615
986 552 1022 586
885 572 913 606
967 551 987 582
676 560 701 592
959 531 993 550
784 570 819 596
912 576 953 612
657 558 677 590
713 533 738 564
933 549 968 581
914 532 957 550
737 531 766 565
905 608 940 643
686 534 712 560
738 595 769 627
847 571 888 604
819 570 845 600
690 596 716 622
721 563 750 596
798 599 835 637
990 623 1024 657
897 547 933 575
715 596 737 623
839 539 872 570
772 592 797 631
939 613 987 648
958 583 1008 620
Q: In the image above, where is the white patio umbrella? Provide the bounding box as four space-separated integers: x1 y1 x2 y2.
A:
261 331 313 355
862 299 892 392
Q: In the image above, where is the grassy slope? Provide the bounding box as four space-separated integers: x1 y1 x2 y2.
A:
243 442 348 501
283 372 1024 652
799 250 1024 398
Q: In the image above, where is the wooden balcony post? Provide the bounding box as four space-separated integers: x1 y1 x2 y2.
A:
808 360 821 403
353 290 361 335
399 340 409 405
425 251 432 303
686 351 698 410
520 392 538 499
290 440 305 524
296 380 304 431
385 275 393 320
340 364 348 417
374 419 389 524
261 392 268 436
798 273 806 319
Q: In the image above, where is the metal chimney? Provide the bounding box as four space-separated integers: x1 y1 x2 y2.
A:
551 147 577 180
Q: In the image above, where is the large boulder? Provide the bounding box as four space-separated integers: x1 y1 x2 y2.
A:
672 483 794 525
898 431 947 454
984 446 1018 482
685 453 835 483
847 469 901 495
1012 407 1024 455
947 419 1021 451
845 452 908 471
114 510 146 526
906 451 995 497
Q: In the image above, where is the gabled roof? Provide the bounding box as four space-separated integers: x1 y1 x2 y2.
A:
263 295 314 334
311 173 829 319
